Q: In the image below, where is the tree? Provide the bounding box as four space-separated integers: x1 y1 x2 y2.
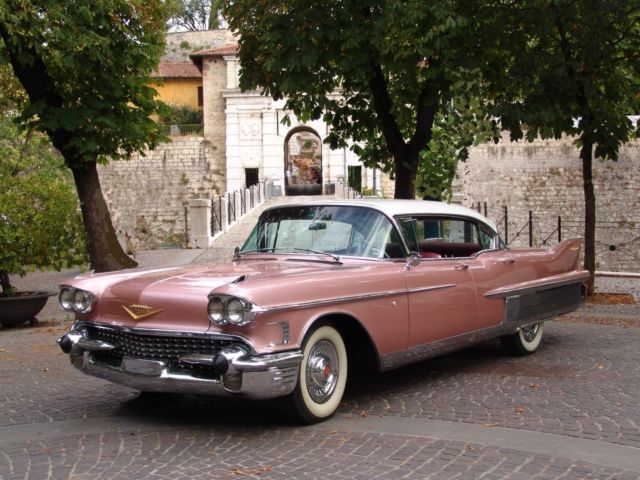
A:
417 93 497 201
0 62 26 115
222 0 495 199
485 0 640 292
0 117 86 295
0 1 170 272
168 0 223 31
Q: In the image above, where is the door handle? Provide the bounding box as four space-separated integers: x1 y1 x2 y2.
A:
455 263 469 270
500 258 515 265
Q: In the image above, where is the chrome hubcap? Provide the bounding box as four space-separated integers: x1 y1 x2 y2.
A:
521 323 540 343
305 339 339 403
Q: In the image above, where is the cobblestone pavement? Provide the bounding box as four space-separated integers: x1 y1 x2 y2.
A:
1 315 639 479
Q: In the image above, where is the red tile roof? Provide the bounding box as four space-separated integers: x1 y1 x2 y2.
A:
190 43 239 57
152 62 202 78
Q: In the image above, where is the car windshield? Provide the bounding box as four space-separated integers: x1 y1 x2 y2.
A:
241 205 405 259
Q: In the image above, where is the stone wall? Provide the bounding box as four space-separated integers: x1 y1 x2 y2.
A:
202 56 229 183
453 134 640 272
162 30 235 62
98 136 224 252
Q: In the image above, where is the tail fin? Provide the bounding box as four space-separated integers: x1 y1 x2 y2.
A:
551 239 582 270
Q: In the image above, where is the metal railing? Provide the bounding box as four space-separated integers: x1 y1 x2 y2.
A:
210 197 223 236
210 181 273 237
474 203 640 272
158 124 204 136
335 179 363 199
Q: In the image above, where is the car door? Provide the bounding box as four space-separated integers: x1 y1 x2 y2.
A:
398 216 480 347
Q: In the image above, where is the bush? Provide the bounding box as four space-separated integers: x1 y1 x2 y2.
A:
0 118 87 295
158 103 203 126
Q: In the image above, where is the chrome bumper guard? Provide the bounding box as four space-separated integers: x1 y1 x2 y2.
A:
57 326 302 400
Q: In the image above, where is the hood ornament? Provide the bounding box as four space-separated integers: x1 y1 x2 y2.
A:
123 304 164 321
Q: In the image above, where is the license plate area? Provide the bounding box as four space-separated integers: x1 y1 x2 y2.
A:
122 357 166 376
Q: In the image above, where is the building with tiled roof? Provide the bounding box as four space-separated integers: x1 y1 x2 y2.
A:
153 62 202 79
190 43 239 57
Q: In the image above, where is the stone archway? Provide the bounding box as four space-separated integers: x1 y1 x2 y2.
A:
284 127 322 195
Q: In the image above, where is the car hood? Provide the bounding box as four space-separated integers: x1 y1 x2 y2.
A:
63 258 340 332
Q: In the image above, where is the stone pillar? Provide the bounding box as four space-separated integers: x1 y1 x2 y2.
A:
189 199 212 249
224 56 238 89
243 188 251 215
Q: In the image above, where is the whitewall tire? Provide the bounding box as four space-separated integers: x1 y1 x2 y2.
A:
285 325 348 424
501 322 544 356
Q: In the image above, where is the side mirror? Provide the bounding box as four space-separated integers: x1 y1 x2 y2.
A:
405 251 421 269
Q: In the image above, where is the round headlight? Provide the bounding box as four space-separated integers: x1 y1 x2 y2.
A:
72 289 94 314
59 288 74 312
208 297 226 324
226 298 247 325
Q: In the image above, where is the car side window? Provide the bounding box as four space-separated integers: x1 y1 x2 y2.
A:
478 226 495 250
398 216 484 258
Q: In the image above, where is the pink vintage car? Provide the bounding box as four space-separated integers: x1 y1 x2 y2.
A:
57 200 589 423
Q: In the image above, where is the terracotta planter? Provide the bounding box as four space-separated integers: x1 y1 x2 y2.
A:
0 291 56 329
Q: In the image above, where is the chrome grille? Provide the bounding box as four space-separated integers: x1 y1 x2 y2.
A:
84 325 239 362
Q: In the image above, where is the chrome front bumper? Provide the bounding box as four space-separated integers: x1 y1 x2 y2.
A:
58 324 302 400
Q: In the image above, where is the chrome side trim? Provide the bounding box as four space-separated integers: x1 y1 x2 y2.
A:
380 319 529 371
484 271 591 299
407 284 456 294
281 321 290 344
262 284 456 313
262 289 407 313
501 282 585 324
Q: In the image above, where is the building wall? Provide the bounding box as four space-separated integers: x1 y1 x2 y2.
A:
98 136 222 251
453 134 640 272
222 91 373 193
202 57 228 185
162 30 235 62
154 78 202 109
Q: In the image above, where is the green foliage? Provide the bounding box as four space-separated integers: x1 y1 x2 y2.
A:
0 57 26 115
168 0 222 31
0 0 170 168
418 89 498 201
0 0 171 272
158 103 203 125
0 118 87 294
486 0 640 157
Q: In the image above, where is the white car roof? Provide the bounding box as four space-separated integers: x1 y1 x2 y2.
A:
270 198 498 232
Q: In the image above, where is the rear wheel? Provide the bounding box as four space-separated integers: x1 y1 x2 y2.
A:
501 322 544 355
284 325 347 424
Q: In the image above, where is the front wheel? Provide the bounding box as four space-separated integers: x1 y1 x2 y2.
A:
501 322 544 355
283 325 348 424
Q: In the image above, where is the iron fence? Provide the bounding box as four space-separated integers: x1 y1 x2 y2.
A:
474 203 640 272
208 181 272 238
158 124 204 136
228 191 236 224
211 197 223 236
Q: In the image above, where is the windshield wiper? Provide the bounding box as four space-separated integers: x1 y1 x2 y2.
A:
293 248 341 263
233 246 294 258
234 246 341 264
234 247 273 258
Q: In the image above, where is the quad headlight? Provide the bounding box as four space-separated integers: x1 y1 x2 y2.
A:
207 295 257 326
59 287 96 314
207 297 225 323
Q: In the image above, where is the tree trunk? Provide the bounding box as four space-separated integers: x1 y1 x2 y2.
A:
394 154 420 199
71 162 137 273
580 141 596 294
0 270 11 294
